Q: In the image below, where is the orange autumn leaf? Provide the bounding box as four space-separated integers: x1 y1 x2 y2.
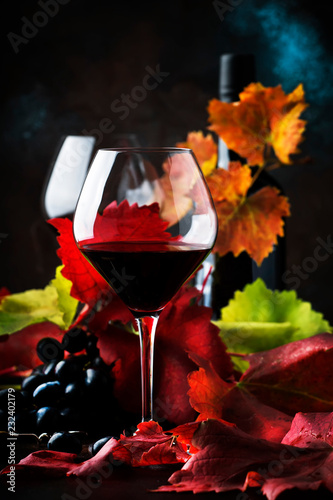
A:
208 83 308 166
206 162 290 265
177 131 217 176
206 160 252 203
158 152 198 226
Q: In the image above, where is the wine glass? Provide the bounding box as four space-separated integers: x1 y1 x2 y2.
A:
42 135 96 219
73 147 218 422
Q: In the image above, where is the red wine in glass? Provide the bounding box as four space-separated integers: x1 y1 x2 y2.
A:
73 148 218 422
79 241 210 314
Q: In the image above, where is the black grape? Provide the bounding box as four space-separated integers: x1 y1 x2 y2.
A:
47 431 82 454
37 337 64 363
33 381 62 407
62 328 88 354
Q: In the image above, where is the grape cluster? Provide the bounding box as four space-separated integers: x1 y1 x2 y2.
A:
0 327 128 454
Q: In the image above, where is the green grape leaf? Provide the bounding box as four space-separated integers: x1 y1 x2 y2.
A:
0 266 78 335
214 278 331 371
50 265 78 328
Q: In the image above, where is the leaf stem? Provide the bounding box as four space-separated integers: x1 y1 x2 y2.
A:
249 165 265 189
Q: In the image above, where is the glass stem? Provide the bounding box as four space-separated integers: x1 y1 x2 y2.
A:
136 315 159 422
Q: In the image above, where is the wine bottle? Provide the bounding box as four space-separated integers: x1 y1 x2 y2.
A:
210 53 286 318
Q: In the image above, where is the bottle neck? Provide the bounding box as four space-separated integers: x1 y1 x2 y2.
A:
218 53 256 169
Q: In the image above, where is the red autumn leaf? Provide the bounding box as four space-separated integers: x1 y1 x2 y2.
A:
97 286 233 425
246 412 333 499
81 200 177 248
69 421 188 476
48 218 111 307
255 412 333 500
254 455 333 500
282 412 333 449
241 333 333 415
0 321 63 373
119 421 170 464
156 418 333 497
205 162 290 265
208 83 308 166
136 441 186 467
158 287 232 380
187 353 292 442
168 421 202 454
118 420 189 467
96 323 142 414
67 438 131 477
1 450 78 479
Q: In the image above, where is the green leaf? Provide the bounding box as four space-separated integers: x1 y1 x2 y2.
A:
50 265 78 328
214 278 331 371
0 266 78 335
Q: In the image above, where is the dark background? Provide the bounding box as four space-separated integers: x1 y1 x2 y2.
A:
1 0 333 322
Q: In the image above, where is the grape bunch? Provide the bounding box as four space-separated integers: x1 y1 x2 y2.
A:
0 327 131 454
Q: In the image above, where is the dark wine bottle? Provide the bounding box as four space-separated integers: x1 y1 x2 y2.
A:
211 53 286 318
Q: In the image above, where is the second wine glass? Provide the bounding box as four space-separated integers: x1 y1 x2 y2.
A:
73 147 218 422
